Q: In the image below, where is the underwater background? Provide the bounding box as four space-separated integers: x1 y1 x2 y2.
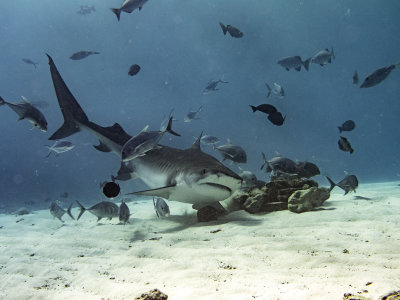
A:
0 0 399 212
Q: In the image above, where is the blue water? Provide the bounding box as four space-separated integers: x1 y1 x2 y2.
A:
0 0 399 211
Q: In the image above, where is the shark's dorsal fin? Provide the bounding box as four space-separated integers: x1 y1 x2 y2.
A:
21 96 30 103
191 132 203 150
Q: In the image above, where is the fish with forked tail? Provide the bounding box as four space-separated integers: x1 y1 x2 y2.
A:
76 200 119 221
110 0 149 21
0 96 47 131
326 175 358 195
219 22 243 38
50 202 74 223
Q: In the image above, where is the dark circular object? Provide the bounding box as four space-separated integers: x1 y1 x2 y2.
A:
128 64 141 76
103 181 120 198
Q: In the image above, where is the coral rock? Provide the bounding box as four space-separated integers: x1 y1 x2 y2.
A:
135 288 168 300
288 187 330 213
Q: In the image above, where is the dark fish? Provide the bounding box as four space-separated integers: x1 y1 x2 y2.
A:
338 120 355 133
278 56 311 71
268 111 286 126
338 136 354 154
214 140 247 164
119 200 130 223
261 153 297 174
360 63 400 88
0 96 48 131
103 182 120 198
153 197 170 217
249 104 277 115
50 202 74 223
22 58 38 68
326 175 358 195
128 64 141 76
60 192 69 198
77 5 96 15
110 0 149 21
219 22 243 38
311 47 335 66
203 79 228 94
76 200 119 221
295 161 320 178
184 105 203 122
353 70 359 85
112 163 135 182
69 51 100 60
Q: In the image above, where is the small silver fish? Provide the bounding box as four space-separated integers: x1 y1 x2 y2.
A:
76 200 119 221
110 0 149 21
45 140 75 157
153 197 170 217
119 200 130 223
184 105 203 122
265 82 285 99
50 202 74 223
311 47 335 66
277 56 310 71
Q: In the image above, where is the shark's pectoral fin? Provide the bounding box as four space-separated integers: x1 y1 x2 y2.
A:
93 141 112 152
192 201 226 212
127 184 176 199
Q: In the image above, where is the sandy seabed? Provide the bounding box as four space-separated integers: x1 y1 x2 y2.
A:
0 182 399 300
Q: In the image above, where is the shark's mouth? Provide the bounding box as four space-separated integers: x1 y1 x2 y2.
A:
200 182 232 194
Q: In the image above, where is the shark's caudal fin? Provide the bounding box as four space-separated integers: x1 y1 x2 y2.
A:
46 54 89 140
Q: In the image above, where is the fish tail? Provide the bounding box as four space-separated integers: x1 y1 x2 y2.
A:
46 54 90 140
350 148 354 154
265 83 271 97
249 105 257 112
76 200 86 220
165 115 181 137
260 152 268 170
331 47 335 59
303 58 311 71
219 22 227 35
338 126 342 133
326 176 336 191
0 96 6 106
67 203 75 220
110 8 121 21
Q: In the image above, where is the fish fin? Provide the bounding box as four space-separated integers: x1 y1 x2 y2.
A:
110 8 121 21
141 125 149 132
350 148 354 154
67 203 75 220
191 132 203 150
249 105 257 112
21 96 30 103
260 152 267 170
331 47 335 59
97 217 102 222
295 66 301 71
326 176 336 192
338 126 342 133
30 125 35 130
47 54 89 140
127 185 177 199
265 83 271 97
303 58 311 71
75 200 86 220
219 22 227 35
139 6 142 11
93 141 112 152
165 114 181 136
0 96 6 106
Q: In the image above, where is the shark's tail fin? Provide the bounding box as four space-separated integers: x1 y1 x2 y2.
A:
67 203 75 220
326 176 336 191
110 8 121 21
76 200 86 220
46 54 90 140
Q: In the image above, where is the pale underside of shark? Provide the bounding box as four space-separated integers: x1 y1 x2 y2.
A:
46 54 242 210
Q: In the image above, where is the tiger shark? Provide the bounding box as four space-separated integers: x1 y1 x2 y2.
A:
46 54 242 210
